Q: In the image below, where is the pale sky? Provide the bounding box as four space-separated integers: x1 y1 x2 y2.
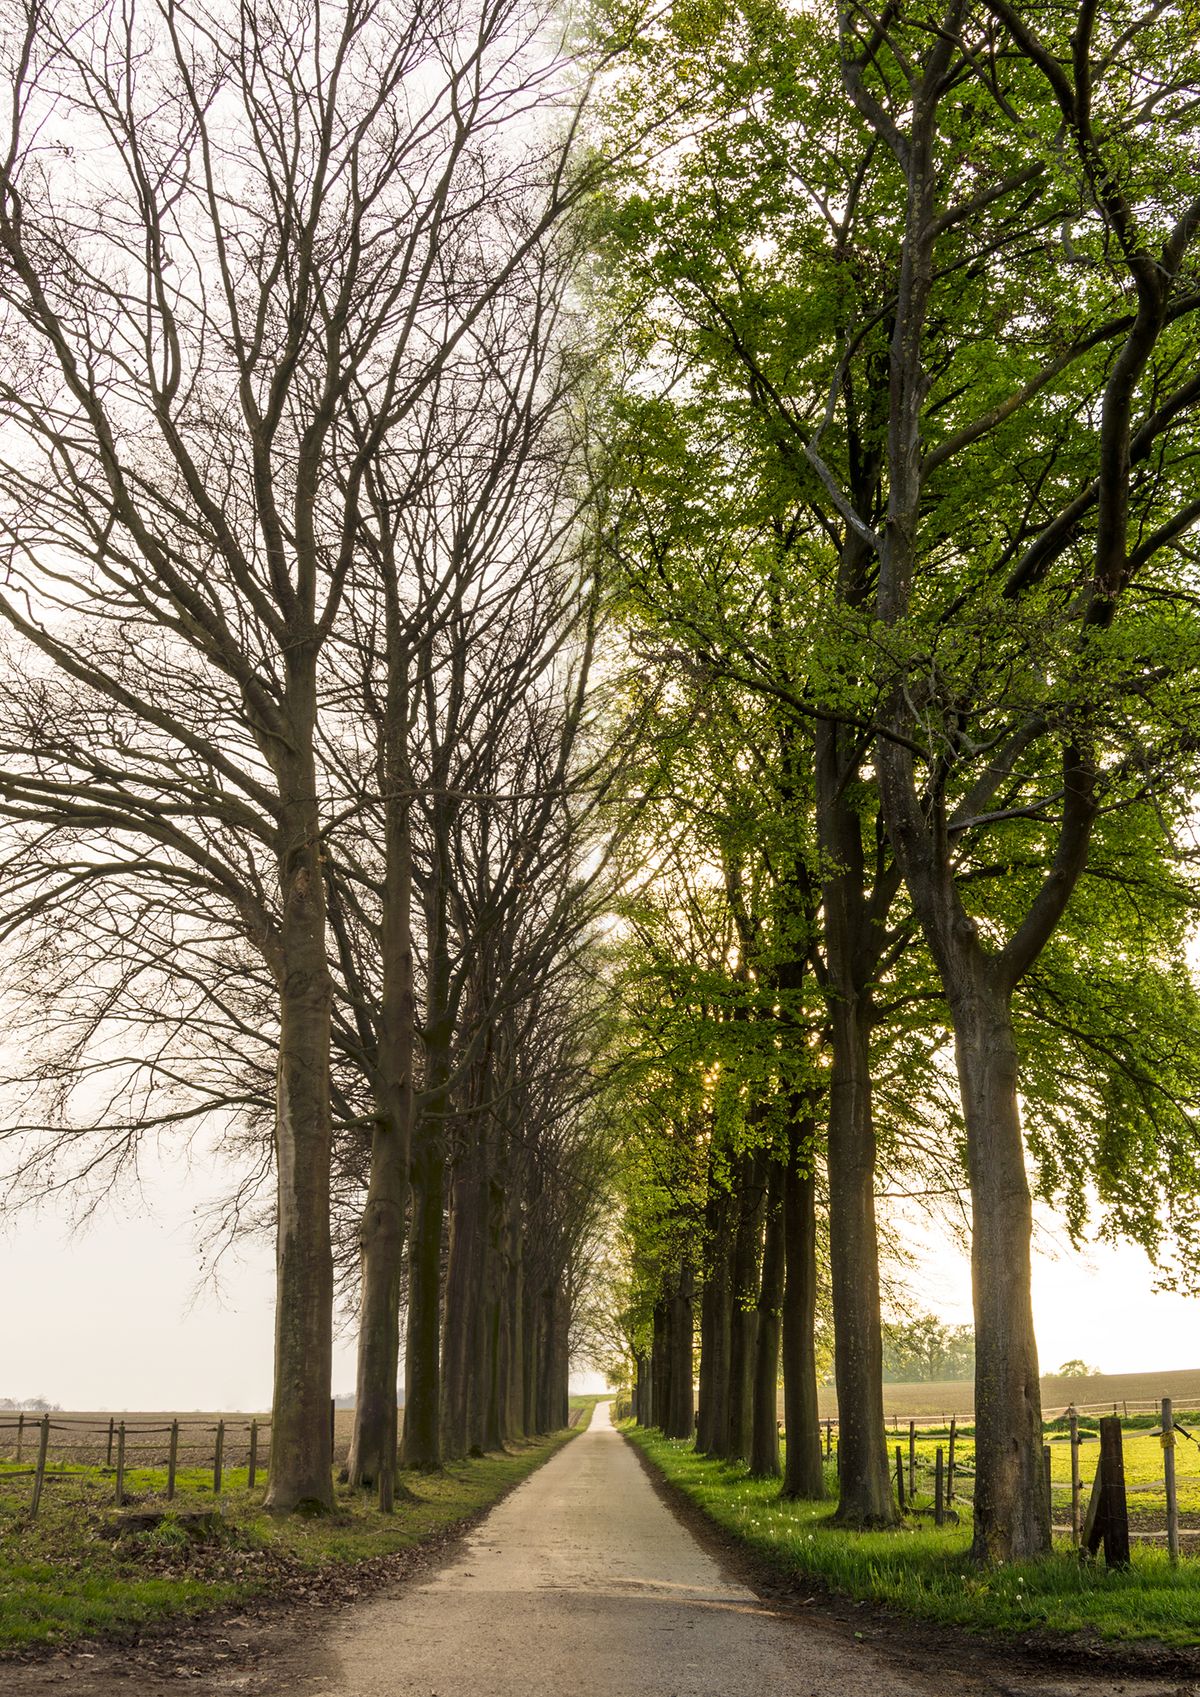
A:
1 1150 1196 1409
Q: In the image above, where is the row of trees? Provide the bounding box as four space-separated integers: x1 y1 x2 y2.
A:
882 1315 975 1384
0 0 627 1510
601 0 1200 1561
2 0 1199 1572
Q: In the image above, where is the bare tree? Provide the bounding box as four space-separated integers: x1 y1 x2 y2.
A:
0 0 611 1508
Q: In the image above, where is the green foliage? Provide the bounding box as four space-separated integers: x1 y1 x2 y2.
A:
882 1311 975 1384
595 0 1200 1302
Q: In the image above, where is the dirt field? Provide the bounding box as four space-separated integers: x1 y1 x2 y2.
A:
0 1409 358 1473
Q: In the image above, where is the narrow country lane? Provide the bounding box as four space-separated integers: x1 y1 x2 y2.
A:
304 1402 933 1697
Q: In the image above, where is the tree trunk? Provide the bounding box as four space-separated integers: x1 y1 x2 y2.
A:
346 646 414 1508
955 974 1049 1561
725 1151 764 1462
554 1289 571 1430
401 1114 445 1469
345 1112 407 1502
529 1276 543 1439
696 1180 732 1454
264 785 334 1513
634 1351 652 1426
817 714 897 1529
481 1173 506 1451
503 1192 526 1439
651 1297 670 1430
826 990 895 1525
781 1112 825 1499
535 1285 557 1433
441 1122 487 1460
664 1263 695 1439
749 1158 785 1478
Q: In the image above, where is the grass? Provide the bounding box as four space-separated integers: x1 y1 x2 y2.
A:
884 1418 1200 1524
623 1422 1200 1649
0 1425 582 1655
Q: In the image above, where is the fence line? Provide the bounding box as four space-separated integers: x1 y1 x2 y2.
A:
0 1412 276 1516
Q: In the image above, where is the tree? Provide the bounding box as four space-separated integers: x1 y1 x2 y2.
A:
845 0 1200 1560
0 0 619 1509
595 0 1200 1559
882 1312 975 1383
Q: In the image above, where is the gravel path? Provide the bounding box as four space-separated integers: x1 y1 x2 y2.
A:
302 1400 935 1697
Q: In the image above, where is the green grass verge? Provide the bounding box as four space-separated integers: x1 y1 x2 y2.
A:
0 1427 579 1655
623 1423 1200 1648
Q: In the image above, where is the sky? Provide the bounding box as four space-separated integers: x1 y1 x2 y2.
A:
2 1149 1197 1410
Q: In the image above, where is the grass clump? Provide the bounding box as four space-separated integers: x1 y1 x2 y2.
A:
623 1422 1200 1649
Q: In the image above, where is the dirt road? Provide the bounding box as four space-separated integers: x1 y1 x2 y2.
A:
301 1399 934 1697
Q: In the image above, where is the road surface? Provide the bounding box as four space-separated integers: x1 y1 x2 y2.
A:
305 1400 934 1697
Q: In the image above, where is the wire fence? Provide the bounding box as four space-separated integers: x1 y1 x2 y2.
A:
803 1400 1200 1554
0 1412 275 1516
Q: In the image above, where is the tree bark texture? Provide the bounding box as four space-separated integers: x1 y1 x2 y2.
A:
264 782 334 1513
781 1111 825 1499
401 1114 446 1469
696 1184 732 1454
664 1262 695 1440
346 722 414 1505
955 973 1049 1560
817 714 897 1528
749 1157 785 1477
724 1151 765 1462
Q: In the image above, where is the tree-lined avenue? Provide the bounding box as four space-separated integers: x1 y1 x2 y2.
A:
301 1403 931 1697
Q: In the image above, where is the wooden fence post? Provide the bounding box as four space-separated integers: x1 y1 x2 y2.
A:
947 1416 956 1505
115 1422 126 1507
213 1420 224 1495
248 1420 259 1490
934 1448 945 1527
16 1411 24 1463
1068 1406 1081 1546
167 1420 179 1500
1100 1417 1130 1568
1083 1416 1130 1569
825 1419 832 1460
895 1445 905 1513
1043 1444 1052 1528
106 1417 114 1468
908 1420 916 1498
30 1415 50 1517
1163 1397 1180 1566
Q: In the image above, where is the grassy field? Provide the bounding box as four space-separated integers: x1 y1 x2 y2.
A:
894 1414 1200 1540
624 1422 1200 1648
567 1393 607 1426
0 1418 584 1655
793 1368 1200 1423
